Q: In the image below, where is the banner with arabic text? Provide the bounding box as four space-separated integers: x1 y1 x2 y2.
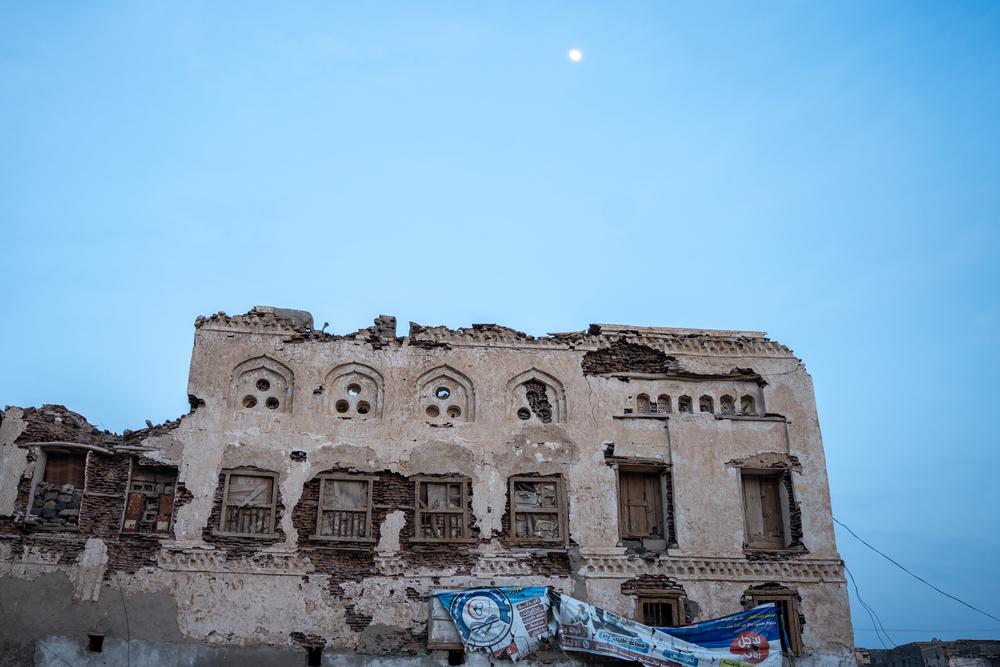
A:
550 591 782 667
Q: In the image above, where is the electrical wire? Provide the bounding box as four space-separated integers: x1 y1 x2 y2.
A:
834 517 1000 625
845 563 894 648
857 628 1000 633
113 570 132 667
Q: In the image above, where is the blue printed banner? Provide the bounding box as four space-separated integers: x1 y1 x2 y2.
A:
434 587 551 662
551 591 782 667
435 587 783 666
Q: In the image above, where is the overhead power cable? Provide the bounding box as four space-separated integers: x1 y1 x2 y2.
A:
845 563 893 648
834 517 1000 625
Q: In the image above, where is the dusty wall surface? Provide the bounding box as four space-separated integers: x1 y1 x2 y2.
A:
0 309 854 666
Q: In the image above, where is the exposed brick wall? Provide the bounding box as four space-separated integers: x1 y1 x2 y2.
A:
13 405 119 447
664 472 678 546
79 452 129 537
621 575 686 596
783 471 804 549
582 339 676 375
291 469 486 598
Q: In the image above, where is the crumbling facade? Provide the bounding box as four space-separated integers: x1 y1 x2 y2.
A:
0 306 854 666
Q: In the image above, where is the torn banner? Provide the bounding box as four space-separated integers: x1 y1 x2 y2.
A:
551 591 783 667
434 587 551 662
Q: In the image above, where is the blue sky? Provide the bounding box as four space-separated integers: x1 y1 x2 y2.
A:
2 2 999 647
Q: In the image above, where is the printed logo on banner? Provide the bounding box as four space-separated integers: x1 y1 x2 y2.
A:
730 631 770 663
448 588 516 651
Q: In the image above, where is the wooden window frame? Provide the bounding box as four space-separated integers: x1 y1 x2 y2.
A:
740 469 790 551
311 473 376 543
412 476 474 544
25 447 89 531
749 592 802 656
508 475 568 546
120 459 177 536
217 469 280 538
616 466 669 542
427 591 464 650
637 595 686 627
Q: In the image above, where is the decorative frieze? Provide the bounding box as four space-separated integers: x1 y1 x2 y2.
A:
580 555 844 584
158 548 311 576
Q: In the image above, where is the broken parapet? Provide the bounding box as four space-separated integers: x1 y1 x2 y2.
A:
195 306 315 333
253 306 314 330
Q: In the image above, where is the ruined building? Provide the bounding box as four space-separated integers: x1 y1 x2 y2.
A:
0 307 854 665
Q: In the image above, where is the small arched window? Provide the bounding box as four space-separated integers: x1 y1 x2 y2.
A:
699 395 714 413
417 365 474 423
636 394 651 413
678 395 693 413
230 356 294 413
656 395 672 413
720 395 736 415
741 395 757 416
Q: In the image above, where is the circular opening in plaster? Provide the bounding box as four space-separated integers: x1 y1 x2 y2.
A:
242 395 257 408
517 408 531 420
435 387 451 400
447 405 462 419
256 378 271 392
425 405 440 418
265 397 280 410
357 401 371 415
335 400 350 413
346 383 362 397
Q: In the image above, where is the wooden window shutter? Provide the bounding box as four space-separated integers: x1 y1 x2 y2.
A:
155 493 173 534
620 472 662 538
760 477 784 544
123 492 145 531
645 474 663 536
622 473 648 537
743 476 765 542
744 474 785 548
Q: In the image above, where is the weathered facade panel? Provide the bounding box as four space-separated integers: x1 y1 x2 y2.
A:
0 307 854 665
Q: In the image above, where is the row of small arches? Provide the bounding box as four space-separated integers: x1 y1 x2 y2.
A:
230 356 565 424
634 393 758 416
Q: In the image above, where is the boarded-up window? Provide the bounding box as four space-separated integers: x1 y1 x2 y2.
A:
638 597 685 627
742 473 786 549
749 593 802 656
43 452 87 488
427 593 463 649
618 471 663 539
314 475 374 541
509 476 566 544
415 478 470 542
220 470 278 536
122 465 176 534
29 449 87 528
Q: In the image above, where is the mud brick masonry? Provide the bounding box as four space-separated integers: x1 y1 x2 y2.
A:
0 306 854 666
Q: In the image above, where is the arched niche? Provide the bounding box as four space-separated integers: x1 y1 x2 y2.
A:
506 368 566 424
325 362 384 418
230 355 294 413
417 365 475 423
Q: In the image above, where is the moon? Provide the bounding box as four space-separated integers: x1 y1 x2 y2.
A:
568 48 583 63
